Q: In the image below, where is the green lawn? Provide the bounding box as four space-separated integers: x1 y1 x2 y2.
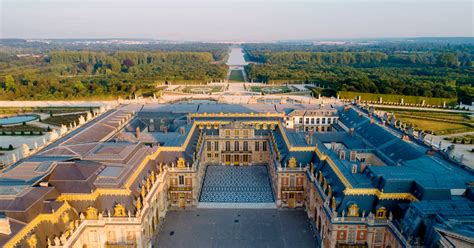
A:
379 108 474 135
229 70 245 82
250 86 291 94
182 86 222 93
339 91 457 106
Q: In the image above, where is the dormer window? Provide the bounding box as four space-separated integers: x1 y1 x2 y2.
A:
348 204 359 217
376 207 387 219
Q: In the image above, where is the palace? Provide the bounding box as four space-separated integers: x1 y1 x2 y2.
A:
0 102 472 248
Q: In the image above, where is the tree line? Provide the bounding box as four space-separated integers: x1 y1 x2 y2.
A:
0 49 228 100
243 42 473 103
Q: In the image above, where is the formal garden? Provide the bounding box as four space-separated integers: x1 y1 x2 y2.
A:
382 108 474 135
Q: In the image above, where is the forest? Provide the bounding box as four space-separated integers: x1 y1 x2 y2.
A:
243 41 474 103
0 41 228 100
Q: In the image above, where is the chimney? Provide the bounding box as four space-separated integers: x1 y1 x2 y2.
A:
349 128 354 136
339 150 346 160
135 127 141 139
350 151 357 162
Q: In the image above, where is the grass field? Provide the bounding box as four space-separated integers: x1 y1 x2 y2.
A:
250 86 291 94
339 91 457 106
396 117 471 135
182 86 222 93
229 70 245 82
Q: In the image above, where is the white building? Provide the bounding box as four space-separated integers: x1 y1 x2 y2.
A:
285 107 338 132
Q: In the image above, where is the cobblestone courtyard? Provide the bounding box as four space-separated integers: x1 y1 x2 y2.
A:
154 209 317 248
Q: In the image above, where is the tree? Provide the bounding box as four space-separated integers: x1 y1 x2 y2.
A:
5 75 16 92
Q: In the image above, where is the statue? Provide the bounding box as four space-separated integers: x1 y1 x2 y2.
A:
146 177 151 192
151 171 156 183
141 185 146 198
54 236 61 246
136 197 142 212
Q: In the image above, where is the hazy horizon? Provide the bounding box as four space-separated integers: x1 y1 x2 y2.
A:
1 0 473 41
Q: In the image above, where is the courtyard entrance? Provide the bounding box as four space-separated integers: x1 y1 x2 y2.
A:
198 165 275 208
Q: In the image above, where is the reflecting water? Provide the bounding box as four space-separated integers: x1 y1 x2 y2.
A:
0 115 38 125
175 99 217 104
226 47 248 66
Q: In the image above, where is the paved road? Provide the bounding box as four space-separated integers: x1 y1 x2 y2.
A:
154 209 317 248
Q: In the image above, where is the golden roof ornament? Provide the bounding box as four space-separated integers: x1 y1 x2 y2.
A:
288 157 297 168
114 204 126 217
136 197 142 212
151 171 156 183
348 203 360 217
86 206 98 220
331 196 336 210
146 177 151 192
141 185 146 198
62 213 69 223
177 157 186 169
27 234 37 248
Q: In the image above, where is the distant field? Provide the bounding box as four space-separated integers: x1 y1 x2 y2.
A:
229 70 245 82
339 91 457 106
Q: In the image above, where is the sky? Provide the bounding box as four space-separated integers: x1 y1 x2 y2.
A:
0 0 473 41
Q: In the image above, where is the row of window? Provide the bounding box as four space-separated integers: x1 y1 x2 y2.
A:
207 141 268 152
304 126 332 132
223 129 250 138
301 117 337 125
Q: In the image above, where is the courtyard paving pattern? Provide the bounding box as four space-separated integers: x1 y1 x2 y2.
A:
199 165 274 203
154 209 317 248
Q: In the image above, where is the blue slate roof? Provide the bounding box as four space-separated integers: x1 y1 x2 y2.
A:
400 197 474 246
